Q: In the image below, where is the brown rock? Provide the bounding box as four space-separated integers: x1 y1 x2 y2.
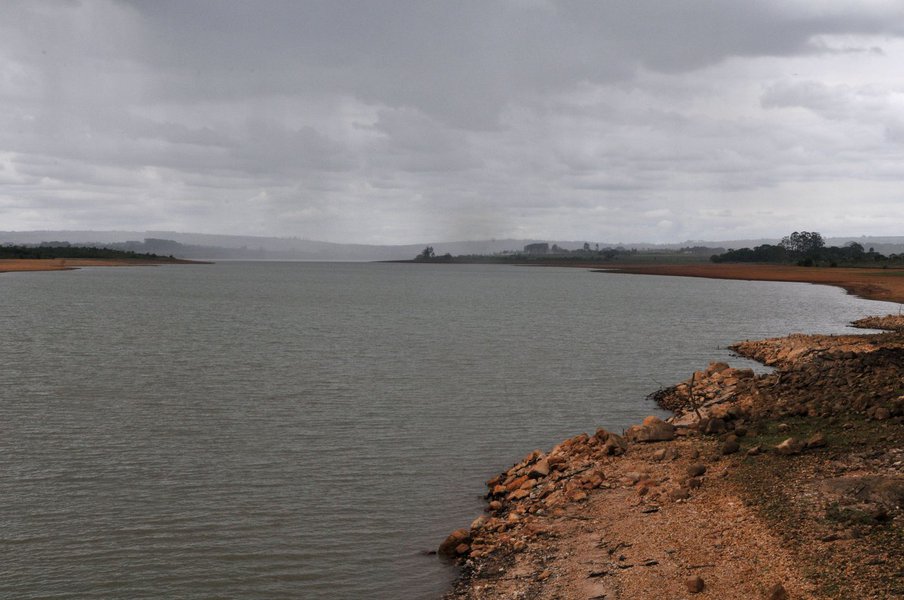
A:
872 406 891 420
706 361 730 375
686 575 705 593
767 583 789 600
805 432 827 449
438 528 471 558
700 417 728 435
625 416 675 443
669 487 691 501
567 489 588 502
508 489 530 502
505 475 529 491
775 437 804 455
602 432 628 455
721 439 741 455
687 463 707 477
529 459 550 479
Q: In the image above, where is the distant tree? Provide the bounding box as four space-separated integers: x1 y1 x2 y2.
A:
780 231 825 255
419 246 435 259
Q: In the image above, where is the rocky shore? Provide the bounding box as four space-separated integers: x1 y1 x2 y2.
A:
441 314 904 599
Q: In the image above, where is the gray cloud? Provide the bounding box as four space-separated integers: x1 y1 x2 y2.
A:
1 1 903 241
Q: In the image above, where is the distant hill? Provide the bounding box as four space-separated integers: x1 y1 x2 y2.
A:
2 231 902 261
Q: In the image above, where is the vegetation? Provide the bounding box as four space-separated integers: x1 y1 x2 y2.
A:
411 243 725 265
712 231 903 267
0 244 177 261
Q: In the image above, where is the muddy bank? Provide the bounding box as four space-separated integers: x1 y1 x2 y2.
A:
595 263 904 305
0 258 206 273
442 315 904 599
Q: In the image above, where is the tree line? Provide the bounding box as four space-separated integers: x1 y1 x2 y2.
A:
0 244 176 261
711 232 901 267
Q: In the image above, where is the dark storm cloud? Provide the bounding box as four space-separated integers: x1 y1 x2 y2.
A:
1 1 903 241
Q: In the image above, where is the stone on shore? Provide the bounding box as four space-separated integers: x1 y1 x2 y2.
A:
625 416 675 443
528 459 550 479
775 438 804 455
438 528 471 558
767 583 789 600
686 575 705 593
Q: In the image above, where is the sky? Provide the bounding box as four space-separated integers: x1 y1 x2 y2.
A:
1 1 903 244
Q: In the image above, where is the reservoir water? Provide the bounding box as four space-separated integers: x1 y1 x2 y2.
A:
0 262 899 599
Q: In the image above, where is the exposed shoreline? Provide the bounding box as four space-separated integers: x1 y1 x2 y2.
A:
595 263 904 305
441 303 903 598
0 257 207 273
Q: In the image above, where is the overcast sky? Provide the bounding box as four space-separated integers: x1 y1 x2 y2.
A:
1 1 903 244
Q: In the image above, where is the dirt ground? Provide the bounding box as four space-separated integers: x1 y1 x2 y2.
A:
600 263 904 304
0 258 198 273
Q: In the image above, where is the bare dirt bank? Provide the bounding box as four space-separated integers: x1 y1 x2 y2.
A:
0 258 204 273
597 263 904 305
442 316 904 599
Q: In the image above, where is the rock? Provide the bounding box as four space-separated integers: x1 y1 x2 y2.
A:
700 417 727 435
746 445 762 456
601 432 628 455
775 437 804 455
625 416 675 443
529 459 550 479
767 583 789 600
706 361 730 375
721 439 741 455
687 477 703 490
508 489 530 502
777 423 790 432
438 529 471 559
568 489 588 502
669 487 690 501
687 463 707 477
805 432 827 449
871 406 891 420
686 575 705 593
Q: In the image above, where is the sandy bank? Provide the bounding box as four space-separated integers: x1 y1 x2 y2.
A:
0 258 205 273
443 315 904 599
598 263 904 305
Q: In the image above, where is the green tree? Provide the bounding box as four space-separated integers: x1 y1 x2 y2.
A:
780 231 825 255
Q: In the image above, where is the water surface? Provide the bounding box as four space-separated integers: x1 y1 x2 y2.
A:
0 262 898 598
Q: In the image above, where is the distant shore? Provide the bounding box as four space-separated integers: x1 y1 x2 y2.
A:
597 262 904 305
0 257 207 273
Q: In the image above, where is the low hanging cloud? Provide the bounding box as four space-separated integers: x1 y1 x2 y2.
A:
1 0 903 243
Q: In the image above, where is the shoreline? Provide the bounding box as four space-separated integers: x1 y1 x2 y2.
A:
441 313 903 599
595 263 904 305
0 257 208 274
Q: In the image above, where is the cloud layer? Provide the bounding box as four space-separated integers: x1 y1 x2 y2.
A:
1 0 903 243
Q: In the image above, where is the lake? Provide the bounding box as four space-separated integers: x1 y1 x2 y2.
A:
0 262 898 598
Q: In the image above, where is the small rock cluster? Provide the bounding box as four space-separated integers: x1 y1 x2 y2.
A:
440 428 627 560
